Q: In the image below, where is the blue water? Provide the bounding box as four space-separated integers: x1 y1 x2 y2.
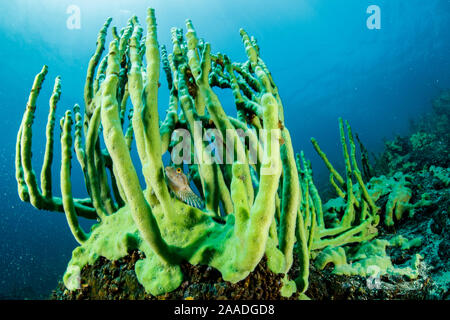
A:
0 0 449 299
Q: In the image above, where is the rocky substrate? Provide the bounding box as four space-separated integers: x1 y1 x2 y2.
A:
50 249 437 300
306 264 435 300
51 253 298 300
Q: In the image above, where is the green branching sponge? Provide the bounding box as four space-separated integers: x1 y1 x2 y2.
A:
430 166 450 186
15 8 296 296
315 236 423 280
366 173 433 226
14 8 434 298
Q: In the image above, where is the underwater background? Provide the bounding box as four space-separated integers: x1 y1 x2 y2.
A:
0 0 449 299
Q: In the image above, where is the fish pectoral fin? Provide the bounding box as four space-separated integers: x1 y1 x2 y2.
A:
176 189 204 209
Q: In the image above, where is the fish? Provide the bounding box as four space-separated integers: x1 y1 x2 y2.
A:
165 166 204 209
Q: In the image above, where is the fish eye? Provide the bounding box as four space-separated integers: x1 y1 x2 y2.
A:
176 168 182 173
